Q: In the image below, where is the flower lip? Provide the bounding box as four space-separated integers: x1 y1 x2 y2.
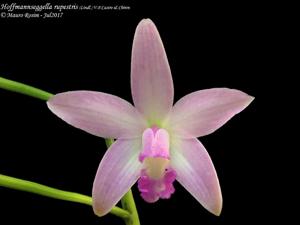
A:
137 126 176 203
138 168 176 203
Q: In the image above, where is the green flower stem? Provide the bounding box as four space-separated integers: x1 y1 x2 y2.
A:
0 76 141 224
121 190 141 225
0 77 53 101
105 139 141 225
0 174 130 219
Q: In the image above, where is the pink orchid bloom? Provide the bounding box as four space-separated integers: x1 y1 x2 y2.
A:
47 19 254 217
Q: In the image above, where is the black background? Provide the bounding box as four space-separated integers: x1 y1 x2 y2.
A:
0 1 274 224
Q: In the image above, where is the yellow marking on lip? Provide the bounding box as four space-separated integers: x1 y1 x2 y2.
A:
144 157 169 180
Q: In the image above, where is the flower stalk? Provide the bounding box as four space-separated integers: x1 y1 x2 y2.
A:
0 77 53 101
0 174 130 219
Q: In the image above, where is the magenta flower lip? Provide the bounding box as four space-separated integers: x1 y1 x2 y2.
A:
47 18 254 217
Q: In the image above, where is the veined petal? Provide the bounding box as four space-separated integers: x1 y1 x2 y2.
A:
170 138 222 216
47 91 147 138
167 88 254 138
92 138 142 216
131 19 174 124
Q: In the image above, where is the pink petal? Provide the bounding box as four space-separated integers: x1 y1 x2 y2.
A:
170 138 222 216
92 138 142 216
167 88 254 138
131 19 174 123
47 91 147 139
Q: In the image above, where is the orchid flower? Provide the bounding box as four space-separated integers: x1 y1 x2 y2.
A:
47 19 254 217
